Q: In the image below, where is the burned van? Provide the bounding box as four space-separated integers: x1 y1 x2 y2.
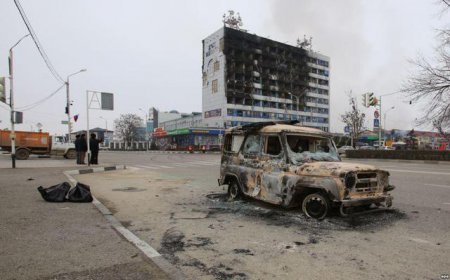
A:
218 122 395 219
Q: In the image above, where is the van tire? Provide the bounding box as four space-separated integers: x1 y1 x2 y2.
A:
65 149 77 159
302 192 329 220
16 148 30 160
228 180 242 201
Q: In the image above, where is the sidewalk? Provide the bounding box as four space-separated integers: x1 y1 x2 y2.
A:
0 167 170 280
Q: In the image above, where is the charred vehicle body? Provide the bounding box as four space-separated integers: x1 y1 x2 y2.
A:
218 121 395 219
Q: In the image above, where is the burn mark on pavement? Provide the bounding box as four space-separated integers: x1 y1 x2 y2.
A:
206 192 407 232
232 249 254 256
182 259 247 280
112 186 146 192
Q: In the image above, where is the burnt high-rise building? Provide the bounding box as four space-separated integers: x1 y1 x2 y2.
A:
202 26 330 131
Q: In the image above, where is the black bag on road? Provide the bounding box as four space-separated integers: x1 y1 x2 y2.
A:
37 182 71 202
67 183 93 203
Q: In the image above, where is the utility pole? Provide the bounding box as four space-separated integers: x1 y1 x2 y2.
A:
66 69 86 142
378 96 382 148
9 47 16 168
139 108 149 151
9 34 30 168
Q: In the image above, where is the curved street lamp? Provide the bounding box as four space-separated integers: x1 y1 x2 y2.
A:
66 69 86 141
9 34 30 168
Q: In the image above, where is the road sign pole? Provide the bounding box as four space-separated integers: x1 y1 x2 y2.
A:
86 90 91 166
9 48 16 168
379 96 382 148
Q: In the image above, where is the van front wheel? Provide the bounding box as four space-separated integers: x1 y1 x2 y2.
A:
302 193 329 220
227 180 242 201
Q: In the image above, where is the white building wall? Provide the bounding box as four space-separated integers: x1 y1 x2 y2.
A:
202 27 227 128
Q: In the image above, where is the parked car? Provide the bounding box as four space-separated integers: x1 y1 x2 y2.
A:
218 121 395 220
360 146 376 150
337 145 354 155
382 146 395 150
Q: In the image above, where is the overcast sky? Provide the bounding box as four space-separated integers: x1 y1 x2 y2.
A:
0 0 447 134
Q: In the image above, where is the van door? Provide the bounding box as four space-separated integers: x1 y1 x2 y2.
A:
257 134 285 204
239 134 262 196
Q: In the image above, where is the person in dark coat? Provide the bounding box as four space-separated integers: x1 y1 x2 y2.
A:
89 133 102 165
74 134 81 164
79 134 87 164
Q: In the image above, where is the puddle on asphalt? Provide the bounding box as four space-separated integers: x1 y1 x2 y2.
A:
205 192 407 232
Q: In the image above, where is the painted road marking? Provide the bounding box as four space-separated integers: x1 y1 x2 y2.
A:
170 163 192 167
424 184 450 189
188 161 220 166
159 165 174 169
443 203 450 205
388 169 450 176
408 237 432 244
135 164 160 170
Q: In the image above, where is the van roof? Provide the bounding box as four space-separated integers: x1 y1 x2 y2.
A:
226 121 329 137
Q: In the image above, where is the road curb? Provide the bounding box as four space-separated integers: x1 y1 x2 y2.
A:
63 166 185 280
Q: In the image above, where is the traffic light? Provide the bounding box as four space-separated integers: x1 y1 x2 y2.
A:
368 93 374 106
362 93 368 108
368 93 378 106
362 92 378 107
0 77 5 103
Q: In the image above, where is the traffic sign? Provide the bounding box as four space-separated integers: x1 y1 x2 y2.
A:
374 119 380 128
374 110 380 119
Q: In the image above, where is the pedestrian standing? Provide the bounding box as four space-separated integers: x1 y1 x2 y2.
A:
79 134 87 164
89 133 102 165
74 134 81 164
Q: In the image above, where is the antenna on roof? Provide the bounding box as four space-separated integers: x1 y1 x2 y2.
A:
223 10 244 31
296 35 313 51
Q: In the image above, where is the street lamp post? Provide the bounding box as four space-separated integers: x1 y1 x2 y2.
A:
139 108 149 151
66 69 86 142
384 106 395 142
9 34 30 168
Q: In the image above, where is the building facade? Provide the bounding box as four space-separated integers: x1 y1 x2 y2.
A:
201 27 330 131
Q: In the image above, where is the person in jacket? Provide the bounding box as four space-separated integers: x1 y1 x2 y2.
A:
89 133 102 165
79 134 87 164
74 134 81 164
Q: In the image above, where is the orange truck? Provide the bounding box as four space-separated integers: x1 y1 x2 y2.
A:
0 130 76 160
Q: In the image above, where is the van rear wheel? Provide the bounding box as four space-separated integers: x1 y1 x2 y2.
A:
302 193 329 220
16 149 30 160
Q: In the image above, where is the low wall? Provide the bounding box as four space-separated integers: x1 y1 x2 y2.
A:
346 150 450 161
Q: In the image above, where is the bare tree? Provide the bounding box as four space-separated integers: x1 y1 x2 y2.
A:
341 96 366 147
402 0 450 141
114 114 143 148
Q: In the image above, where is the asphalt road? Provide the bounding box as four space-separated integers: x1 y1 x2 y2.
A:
71 151 450 280
2 151 449 279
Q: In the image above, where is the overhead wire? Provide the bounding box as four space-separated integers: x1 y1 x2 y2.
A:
13 0 65 84
16 84 65 111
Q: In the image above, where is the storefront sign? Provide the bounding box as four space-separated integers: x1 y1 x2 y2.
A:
204 109 222 118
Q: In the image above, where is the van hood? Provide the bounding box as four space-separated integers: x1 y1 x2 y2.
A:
293 161 381 177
